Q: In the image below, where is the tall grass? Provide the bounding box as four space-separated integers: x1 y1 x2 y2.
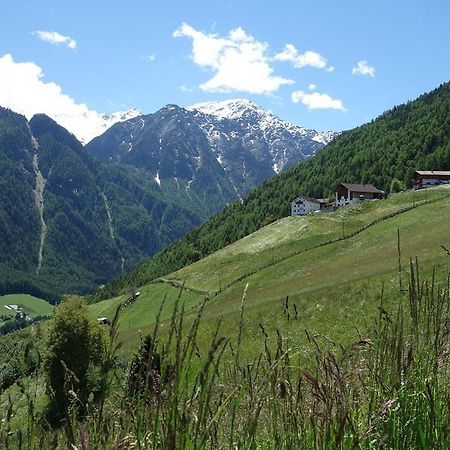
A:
1 261 449 449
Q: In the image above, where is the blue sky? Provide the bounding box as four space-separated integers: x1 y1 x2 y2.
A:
0 0 449 139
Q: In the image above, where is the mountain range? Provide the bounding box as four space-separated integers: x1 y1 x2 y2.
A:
0 100 335 299
86 99 337 205
0 110 204 300
94 81 450 301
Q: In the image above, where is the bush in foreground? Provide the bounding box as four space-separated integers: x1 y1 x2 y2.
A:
44 296 106 421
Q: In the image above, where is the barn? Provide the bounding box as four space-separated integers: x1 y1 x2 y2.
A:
412 171 450 188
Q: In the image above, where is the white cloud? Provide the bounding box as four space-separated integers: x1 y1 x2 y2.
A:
173 23 293 94
0 53 135 143
142 54 156 62
308 83 316 91
274 44 333 71
33 30 77 50
352 60 375 77
179 84 195 92
291 89 346 111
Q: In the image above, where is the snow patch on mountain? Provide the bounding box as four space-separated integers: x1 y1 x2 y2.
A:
188 98 262 120
187 98 338 177
187 99 336 146
312 130 338 145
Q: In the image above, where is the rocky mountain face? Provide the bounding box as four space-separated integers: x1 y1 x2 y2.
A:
187 99 338 197
86 105 238 218
0 108 202 300
86 99 337 206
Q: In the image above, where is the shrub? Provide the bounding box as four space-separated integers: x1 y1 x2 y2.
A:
390 178 405 193
44 296 106 419
128 335 162 401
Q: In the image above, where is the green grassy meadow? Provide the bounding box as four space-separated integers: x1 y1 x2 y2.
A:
167 187 447 293
2 185 450 449
0 294 53 324
88 186 450 354
89 281 204 353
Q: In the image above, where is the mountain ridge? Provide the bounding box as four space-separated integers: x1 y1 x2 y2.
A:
186 98 336 148
86 99 336 204
0 109 205 300
92 81 450 301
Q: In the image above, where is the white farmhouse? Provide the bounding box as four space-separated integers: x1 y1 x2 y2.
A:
291 196 333 216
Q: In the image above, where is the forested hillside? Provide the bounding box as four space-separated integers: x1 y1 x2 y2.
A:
94 81 450 300
0 109 42 297
0 111 203 300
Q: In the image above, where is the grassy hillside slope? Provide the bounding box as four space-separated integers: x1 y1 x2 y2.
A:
0 294 52 316
91 186 450 354
0 294 52 325
2 186 450 449
94 81 450 301
90 282 203 336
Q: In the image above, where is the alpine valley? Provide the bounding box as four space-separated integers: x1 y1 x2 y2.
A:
3 81 449 450
0 100 335 300
3 3 450 448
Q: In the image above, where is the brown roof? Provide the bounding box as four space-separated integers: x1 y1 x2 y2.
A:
414 170 450 177
339 183 383 194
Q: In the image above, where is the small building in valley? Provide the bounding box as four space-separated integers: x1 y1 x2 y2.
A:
412 170 450 189
97 317 112 325
291 196 334 216
335 183 384 207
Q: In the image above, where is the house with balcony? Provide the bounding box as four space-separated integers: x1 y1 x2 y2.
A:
412 170 450 188
335 183 384 207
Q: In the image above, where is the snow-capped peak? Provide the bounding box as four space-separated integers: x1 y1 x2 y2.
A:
186 98 338 176
187 98 264 120
101 108 141 123
187 98 337 145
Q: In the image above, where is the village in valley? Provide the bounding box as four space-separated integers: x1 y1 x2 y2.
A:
291 170 450 216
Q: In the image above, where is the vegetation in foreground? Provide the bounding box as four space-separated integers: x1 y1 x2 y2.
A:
1 261 449 449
